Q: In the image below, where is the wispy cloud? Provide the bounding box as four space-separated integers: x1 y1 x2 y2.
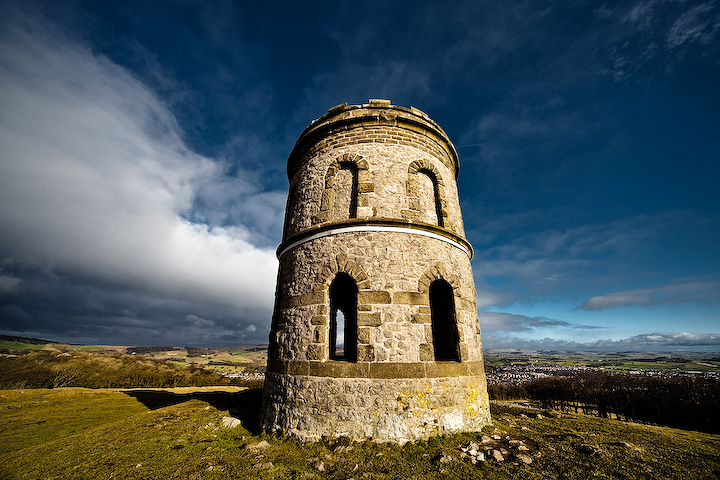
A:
478 312 570 332
484 331 720 351
595 0 720 81
578 280 720 311
473 210 719 291
666 2 720 50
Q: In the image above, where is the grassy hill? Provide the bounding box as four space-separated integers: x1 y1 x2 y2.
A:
1 387 719 479
0 339 266 389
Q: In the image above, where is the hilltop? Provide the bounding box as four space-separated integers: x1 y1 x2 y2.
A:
1 337 720 478
1 387 719 479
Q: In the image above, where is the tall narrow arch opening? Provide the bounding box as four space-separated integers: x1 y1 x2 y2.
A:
418 169 444 227
429 279 460 361
332 162 359 221
329 272 358 361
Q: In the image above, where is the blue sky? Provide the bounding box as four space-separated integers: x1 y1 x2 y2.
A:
0 0 718 350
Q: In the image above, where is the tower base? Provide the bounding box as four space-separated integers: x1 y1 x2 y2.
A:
261 369 491 443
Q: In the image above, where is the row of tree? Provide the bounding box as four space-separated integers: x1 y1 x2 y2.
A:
489 371 720 433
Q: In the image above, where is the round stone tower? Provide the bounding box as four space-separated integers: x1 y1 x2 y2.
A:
261 99 490 442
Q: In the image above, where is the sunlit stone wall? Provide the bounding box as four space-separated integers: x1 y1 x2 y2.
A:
261 100 490 442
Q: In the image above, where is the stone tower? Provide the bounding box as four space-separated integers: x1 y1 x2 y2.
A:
261 99 490 442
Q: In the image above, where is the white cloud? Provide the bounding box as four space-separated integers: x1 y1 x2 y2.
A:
579 280 720 311
474 210 717 291
475 290 509 310
483 331 720 351
0 274 22 293
596 0 720 81
478 312 570 332
0 11 278 314
666 3 720 49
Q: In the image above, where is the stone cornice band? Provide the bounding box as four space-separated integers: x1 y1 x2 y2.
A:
266 359 486 379
277 219 474 259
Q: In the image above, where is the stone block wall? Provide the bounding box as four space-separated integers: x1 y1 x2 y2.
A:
262 101 490 442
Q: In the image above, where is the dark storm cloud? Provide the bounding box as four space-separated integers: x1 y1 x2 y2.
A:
0 5 278 344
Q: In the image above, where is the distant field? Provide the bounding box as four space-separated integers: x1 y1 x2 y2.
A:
135 346 268 376
0 340 55 351
1 387 719 479
0 338 268 378
483 350 720 373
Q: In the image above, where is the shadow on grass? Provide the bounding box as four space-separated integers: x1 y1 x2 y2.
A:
123 387 263 434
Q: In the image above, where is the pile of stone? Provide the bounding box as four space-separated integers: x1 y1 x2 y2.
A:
459 430 536 466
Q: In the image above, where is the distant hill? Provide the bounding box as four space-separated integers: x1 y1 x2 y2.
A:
0 334 54 345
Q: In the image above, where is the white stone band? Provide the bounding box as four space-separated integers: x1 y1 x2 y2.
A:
278 225 472 259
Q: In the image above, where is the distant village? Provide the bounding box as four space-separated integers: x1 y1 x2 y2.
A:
485 362 719 386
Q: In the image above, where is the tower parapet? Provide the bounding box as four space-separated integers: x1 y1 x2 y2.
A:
261 100 490 442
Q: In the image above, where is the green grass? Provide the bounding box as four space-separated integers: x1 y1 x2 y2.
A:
0 350 244 389
67 345 106 352
0 388 148 456
1 388 719 479
0 341 58 352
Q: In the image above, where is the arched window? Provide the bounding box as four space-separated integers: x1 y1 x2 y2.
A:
329 273 358 361
332 163 358 221
429 279 459 361
418 169 443 227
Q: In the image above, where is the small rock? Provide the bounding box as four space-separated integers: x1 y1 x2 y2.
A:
536 414 544 419
517 453 533 464
491 450 504 462
245 440 272 452
480 435 493 444
221 416 241 428
436 453 452 464
518 445 530 451
521 426 530 431
491 435 502 440
460 442 480 456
